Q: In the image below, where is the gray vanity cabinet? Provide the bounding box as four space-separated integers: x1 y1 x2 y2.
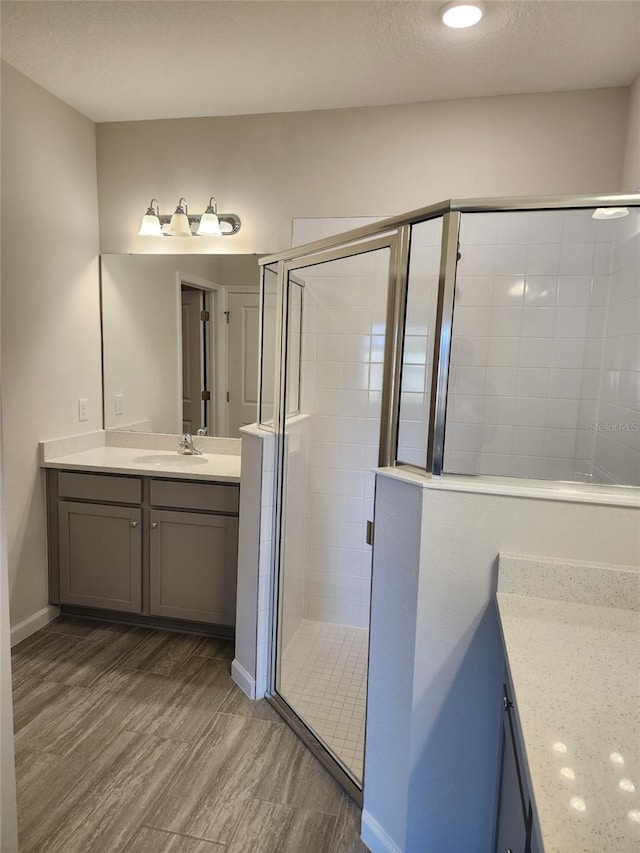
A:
47 469 240 631
149 510 238 624
58 501 142 612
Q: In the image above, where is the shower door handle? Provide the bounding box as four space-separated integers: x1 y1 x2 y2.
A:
366 520 374 546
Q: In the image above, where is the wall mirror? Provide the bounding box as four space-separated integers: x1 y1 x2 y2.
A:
100 254 264 438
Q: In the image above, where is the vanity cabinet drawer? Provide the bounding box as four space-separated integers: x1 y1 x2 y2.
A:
150 479 239 515
58 471 142 504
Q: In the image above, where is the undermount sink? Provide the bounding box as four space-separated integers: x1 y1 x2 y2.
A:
131 453 208 467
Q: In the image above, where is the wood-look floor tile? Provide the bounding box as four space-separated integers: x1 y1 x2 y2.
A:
194 636 234 661
254 723 344 815
95 656 235 743
217 682 283 723
146 713 283 844
118 631 204 676
11 627 153 689
20 730 190 853
12 677 77 733
16 747 89 845
125 826 225 853
226 799 337 853
329 794 369 853
14 682 133 761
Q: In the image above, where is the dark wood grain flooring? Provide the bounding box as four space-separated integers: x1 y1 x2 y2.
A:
12 616 369 853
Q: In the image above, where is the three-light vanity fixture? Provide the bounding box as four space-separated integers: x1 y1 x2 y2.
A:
138 197 241 237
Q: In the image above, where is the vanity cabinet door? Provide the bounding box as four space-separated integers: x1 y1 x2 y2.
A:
149 509 238 624
58 501 142 613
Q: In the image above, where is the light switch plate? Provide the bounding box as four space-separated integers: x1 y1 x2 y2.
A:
115 394 124 416
78 398 89 422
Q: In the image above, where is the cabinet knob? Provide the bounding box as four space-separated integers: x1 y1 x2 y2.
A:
151 522 158 529
130 521 138 528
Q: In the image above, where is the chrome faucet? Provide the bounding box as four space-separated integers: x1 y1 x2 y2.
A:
178 433 203 455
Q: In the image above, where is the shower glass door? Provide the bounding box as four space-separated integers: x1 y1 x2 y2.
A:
269 232 407 797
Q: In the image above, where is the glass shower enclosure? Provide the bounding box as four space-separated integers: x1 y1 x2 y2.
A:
258 194 640 799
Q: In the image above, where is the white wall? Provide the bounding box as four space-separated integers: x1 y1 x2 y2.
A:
622 73 640 192
363 472 640 852
1 62 102 627
96 87 629 256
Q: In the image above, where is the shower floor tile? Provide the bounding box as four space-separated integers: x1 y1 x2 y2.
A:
280 620 368 782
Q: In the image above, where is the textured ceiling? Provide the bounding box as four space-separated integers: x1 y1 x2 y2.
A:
1 0 640 123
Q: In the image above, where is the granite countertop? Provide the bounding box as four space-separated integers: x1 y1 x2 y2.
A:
39 430 242 483
497 555 640 853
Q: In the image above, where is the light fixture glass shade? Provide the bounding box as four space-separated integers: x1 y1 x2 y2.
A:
138 200 163 236
197 211 222 236
441 2 484 28
166 199 192 237
138 213 163 236
592 207 629 220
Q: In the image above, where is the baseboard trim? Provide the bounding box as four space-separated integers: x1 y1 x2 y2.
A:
361 810 402 853
10 605 60 647
231 658 256 699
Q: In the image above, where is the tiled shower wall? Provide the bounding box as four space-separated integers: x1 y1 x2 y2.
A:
588 210 640 484
444 209 623 481
286 218 386 629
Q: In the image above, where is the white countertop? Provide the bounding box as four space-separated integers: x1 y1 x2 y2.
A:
497 586 640 853
41 444 241 483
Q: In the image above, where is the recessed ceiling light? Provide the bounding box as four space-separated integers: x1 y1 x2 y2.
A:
441 2 485 28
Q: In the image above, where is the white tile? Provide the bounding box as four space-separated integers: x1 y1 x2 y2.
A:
484 395 516 425
315 362 342 389
521 308 555 338
514 396 548 427
341 362 369 391
482 424 513 454
543 428 576 458
492 276 525 306
452 335 490 366
455 276 493 307
497 212 530 245
490 307 522 337
527 244 561 276
517 367 549 398
495 246 527 276
553 307 588 338
556 275 592 307
552 338 586 369
559 242 595 276
453 307 492 337
485 366 518 396
457 244 495 277
459 212 498 245
545 398 581 430
446 422 483 452
512 426 545 456
548 368 583 399
528 211 564 244
454 365 487 395
487 337 520 367
524 276 557 307
562 209 597 244
519 337 552 368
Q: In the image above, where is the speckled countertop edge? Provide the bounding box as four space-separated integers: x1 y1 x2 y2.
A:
496 585 640 853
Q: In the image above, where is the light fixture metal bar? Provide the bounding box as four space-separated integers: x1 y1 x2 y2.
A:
157 213 241 235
